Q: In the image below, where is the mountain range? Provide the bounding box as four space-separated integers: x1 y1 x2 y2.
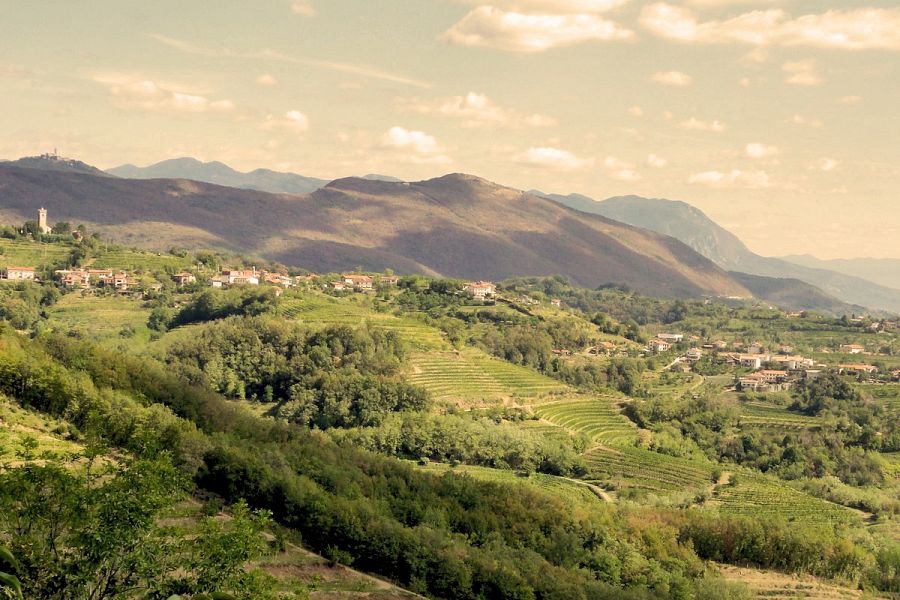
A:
536 192 900 314
0 163 748 299
779 255 900 292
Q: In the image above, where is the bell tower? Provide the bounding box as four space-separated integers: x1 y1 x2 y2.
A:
38 207 51 234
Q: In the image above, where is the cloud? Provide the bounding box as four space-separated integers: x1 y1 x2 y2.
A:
812 158 839 171
837 95 862 105
93 75 235 113
396 92 557 128
601 156 640 180
256 74 278 86
788 114 823 128
744 142 778 159
150 33 431 89
689 169 771 188
782 59 822 86
519 146 591 170
640 3 900 50
680 117 725 132
651 70 692 86
456 0 630 11
442 7 633 53
628 106 643 117
647 153 668 168
382 126 452 164
290 1 317 16
261 110 310 133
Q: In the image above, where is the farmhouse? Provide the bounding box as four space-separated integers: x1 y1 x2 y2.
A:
657 333 683 343
550 298 562 307
222 269 260 286
263 272 294 287
342 274 374 290
684 348 703 362
173 272 196 286
3 266 36 281
588 341 617 356
840 344 865 354
55 269 91 289
463 281 496 300
648 339 671 353
838 364 877 375
379 275 400 286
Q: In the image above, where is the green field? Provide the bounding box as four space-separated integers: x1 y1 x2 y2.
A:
583 445 714 494
280 295 447 350
737 400 827 431
0 238 73 268
532 397 638 446
46 293 152 344
87 248 192 272
406 350 567 404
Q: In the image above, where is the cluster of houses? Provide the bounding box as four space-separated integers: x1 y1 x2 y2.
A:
54 268 131 291
1 266 37 281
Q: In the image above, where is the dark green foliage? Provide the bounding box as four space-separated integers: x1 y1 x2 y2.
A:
171 287 279 327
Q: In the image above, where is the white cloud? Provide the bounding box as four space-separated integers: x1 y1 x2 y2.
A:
442 7 633 53
782 60 822 86
290 1 317 16
812 158 839 171
256 74 278 86
396 92 557 128
788 114 823 128
651 70 692 86
382 126 452 164
519 146 591 170
689 169 771 188
628 106 643 117
647 153 668 168
261 110 310 133
680 117 725 132
94 75 235 113
838 95 862 105
640 3 900 51
610 169 640 181
601 156 640 180
744 142 778 159
457 0 630 11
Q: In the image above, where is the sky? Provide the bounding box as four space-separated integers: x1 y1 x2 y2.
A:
1 0 898 260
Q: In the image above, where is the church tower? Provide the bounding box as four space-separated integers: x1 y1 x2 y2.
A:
38 207 51 234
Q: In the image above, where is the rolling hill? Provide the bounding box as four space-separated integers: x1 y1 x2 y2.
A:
0 164 749 299
538 192 900 314
108 157 329 194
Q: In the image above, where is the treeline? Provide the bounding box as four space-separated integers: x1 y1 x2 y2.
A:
6 327 897 597
164 316 428 428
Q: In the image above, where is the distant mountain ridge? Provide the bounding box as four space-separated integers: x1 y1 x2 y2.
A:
108 157 329 195
0 163 749 300
1 154 111 177
536 192 900 314
780 255 900 292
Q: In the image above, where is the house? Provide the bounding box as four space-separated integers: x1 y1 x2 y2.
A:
589 341 617 356
840 344 865 355
550 298 562 307
209 276 228 288
685 348 703 362
379 275 400 286
648 339 672 353
331 281 348 292
342 274 374 290
838 363 877 375
222 269 259 286
739 372 791 392
892 369 900 382
173 272 196 286
55 269 91 289
111 271 128 291
263 272 294 287
738 354 763 370
772 355 813 370
657 333 684 343
758 370 788 383
3 266 35 281
712 340 728 350
463 281 496 300
551 349 572 356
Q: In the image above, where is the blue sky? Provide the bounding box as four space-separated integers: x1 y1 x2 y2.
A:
1 0 898 258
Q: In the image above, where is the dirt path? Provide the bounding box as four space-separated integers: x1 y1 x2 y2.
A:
559 476 614 503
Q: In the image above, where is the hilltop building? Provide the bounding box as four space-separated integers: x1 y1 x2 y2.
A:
3 266 36 281
38 207 51 234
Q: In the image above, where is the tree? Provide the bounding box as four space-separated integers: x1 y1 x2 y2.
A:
52 222 72 235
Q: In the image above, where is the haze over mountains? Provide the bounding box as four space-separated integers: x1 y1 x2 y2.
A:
537 192 900 314
1 154 897 314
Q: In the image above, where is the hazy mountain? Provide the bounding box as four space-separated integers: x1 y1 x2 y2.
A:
780 255 900 291
537 192 900 314
1 154 111 177
361 174 404 183
108 157 329 195
729 272 865 316
0 165 749 299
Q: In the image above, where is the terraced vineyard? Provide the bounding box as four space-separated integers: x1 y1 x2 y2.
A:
280 296 446 350
711 472 859 525
738 401 826 431
532 398 638 446
47 294 152 343
719 565 864 600
406 350 567 404
583 445 713 494
88 248 191 272
0 238 73 268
